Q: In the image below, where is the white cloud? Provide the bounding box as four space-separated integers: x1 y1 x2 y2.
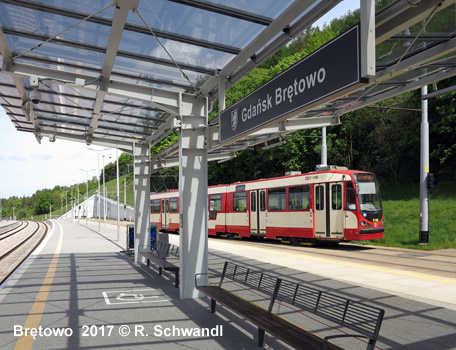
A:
0 108 119 198
31 154 53 161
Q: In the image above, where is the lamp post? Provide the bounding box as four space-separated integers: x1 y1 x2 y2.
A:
72 180 80 223
70 186 74 222
80 168 95 226
116 149 120 241
87 147 110 232
63 190 69 218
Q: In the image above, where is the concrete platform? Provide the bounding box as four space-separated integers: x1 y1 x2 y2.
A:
0 220 17 229
0 220 455 349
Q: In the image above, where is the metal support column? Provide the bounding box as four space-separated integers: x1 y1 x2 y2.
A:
360 0 376 78
321 127 327 166
419 85 429 244
133 143 151 262
179 97 209 299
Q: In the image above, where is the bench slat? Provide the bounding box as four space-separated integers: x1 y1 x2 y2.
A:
196 286 342 350
140 243 179 288
198 262 384 350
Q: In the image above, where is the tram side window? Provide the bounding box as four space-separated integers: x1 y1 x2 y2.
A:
289 186 310 210
260 191 266 211
346 182 357 211
209 194 222 219
268 188 286 211
152 199 160 213
169 198 178 213
332 184 342 210
315 185 324 210
233 192 247 212
250 192 257 211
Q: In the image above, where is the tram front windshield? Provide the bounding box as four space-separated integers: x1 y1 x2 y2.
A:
354 173 382 220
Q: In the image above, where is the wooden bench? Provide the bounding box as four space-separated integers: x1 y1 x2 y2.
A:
196 261 384 350
140 241 180 288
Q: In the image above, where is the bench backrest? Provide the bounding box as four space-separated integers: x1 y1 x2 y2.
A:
277 279 384 339
221 262 280 312
155 241 170 259
168 244 179 257
221 262 384 341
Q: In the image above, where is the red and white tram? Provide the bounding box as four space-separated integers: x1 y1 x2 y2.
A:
150 166 384 244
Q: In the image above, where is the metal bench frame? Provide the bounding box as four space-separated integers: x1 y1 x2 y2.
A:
196 261 384 350
140 241 180 288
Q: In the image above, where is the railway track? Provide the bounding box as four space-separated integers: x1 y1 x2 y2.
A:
210 236 456 279
0 221 48 286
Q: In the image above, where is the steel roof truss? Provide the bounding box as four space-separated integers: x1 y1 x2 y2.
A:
2 61 205 116
87 0 139 146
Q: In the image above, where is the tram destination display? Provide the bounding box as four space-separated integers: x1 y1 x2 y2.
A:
220 25 362 143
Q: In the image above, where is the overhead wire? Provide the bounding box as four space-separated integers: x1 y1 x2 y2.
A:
11 3 115 62
134 9 200 95
336 1 443 117
39 81 143 142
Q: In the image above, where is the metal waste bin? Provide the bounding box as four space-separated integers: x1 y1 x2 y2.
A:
126 224 157 252
150 224 157 250
126 224 135 253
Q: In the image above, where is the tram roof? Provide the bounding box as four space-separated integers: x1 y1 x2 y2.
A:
0 0 455 164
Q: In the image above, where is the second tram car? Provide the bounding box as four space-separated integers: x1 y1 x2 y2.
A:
150 166 384 244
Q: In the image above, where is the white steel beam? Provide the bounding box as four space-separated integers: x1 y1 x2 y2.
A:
151 151 234 171
133 143 151 263
374 36 456 84
210 0 342 98
200 0 329 96
87 0 139 145
336 67 456 116
1 62 206 117
38 130 134 153
375 0 452 45
178 97 208 299
145 115 181 146
361 0 375 78
246 115 340 137
0 26 41 141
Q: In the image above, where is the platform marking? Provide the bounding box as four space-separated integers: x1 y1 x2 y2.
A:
211 240 456 285
102 288 172 305
14 222 64 350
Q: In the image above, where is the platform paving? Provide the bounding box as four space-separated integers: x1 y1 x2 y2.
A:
0 219 455 350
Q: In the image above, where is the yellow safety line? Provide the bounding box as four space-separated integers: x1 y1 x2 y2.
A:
212 241 456 285
14 222 64 350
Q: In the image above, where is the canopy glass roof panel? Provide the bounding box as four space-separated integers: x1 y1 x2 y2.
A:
29 0 115 17
207 0 294 19
125 0 267 50
0 3 111 48
0 0 454 160
112 55 202 90
6 35 105 69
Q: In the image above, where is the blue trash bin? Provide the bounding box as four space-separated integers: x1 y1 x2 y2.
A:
127 224 134 250
150 224 157 250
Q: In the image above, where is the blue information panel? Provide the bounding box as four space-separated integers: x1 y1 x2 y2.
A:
220 25 362 143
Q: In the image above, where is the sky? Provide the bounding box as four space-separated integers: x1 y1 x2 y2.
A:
0 108 119 198
0 0 359 199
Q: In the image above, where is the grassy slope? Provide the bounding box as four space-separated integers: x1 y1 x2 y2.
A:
361 180 456 250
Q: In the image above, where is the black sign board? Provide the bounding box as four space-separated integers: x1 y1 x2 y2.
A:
220 25 361 143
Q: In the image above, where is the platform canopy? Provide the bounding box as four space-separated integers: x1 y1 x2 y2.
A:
0 0 454 162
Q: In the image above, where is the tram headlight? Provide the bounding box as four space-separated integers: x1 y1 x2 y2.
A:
360 220 373 228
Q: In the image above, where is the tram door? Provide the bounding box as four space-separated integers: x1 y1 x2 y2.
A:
161 199 169 230
250 190 266 235
329 182 344 236
314 184 326 237
314 183 344 238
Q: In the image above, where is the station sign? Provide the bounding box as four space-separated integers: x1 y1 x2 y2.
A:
220 25 362 143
